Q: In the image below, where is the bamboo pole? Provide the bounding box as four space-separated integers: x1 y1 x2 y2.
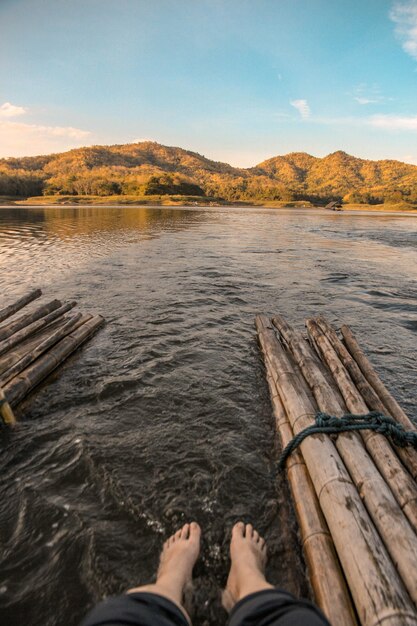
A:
316 317 386 411
341 324 416 433
0 301 77 357
316 316 417 480
0 386 16 426
0 300 62 342
0 289 42 324
0 313 83 386
0 313 93 384
3 315 104 407
271 317 345 403
306 319 417 534
0 316 79 377
256 315 417 626
273 315 417 607
263 364 357 625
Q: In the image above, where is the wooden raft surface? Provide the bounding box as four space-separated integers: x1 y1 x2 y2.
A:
0 289 104 425
256 314 417 626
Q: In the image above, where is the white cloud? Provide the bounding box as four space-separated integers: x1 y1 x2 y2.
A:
132 137 156 143
350 83 391 105
354 97 380 105
301 111 417 132
390 1 417 61
290 99 311 119
0 102 27 118
369 114 417 129
0 121 92 157
0 100 93 157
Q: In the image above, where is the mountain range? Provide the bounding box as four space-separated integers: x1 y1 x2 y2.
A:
1 142 417 205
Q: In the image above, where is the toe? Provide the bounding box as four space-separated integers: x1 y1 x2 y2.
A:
190 521 201 540
245 523 253 538
253 530 260 543
232 521 245 538
175 528 182 541
260 538 267 551
181 523 190 539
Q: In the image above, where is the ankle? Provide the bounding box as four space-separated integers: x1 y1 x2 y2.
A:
236 579 274 601
230 565 271 598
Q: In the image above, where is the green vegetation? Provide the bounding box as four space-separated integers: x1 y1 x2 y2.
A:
1 142 417 209
6 194 221 207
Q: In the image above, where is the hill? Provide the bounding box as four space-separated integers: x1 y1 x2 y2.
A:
1 142 417 206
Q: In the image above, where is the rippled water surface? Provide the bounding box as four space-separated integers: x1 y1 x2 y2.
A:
0 206 416 626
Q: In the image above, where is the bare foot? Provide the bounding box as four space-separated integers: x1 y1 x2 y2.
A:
128 522 201 618
223 521 273 612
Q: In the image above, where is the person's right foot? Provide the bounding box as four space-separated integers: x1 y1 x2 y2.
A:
223 522 272 611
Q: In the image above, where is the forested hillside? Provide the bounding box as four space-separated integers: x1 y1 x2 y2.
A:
1 141 417 205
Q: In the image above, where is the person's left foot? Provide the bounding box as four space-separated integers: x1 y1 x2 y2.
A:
156 522 201 600
127 522 201 623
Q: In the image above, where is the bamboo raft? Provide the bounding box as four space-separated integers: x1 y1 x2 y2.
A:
0 289 104 426
256 314 417 626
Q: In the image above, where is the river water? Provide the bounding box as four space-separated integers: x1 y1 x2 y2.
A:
0 206 416 626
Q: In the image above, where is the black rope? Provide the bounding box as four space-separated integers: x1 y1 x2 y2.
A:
278 411 417 471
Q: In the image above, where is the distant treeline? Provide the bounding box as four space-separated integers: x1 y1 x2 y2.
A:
1 142 417 205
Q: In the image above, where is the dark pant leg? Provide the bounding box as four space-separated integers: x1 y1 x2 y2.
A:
228 589 332 626
80 591 189 626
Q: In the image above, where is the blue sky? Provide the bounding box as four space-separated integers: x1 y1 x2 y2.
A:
1 0 417 166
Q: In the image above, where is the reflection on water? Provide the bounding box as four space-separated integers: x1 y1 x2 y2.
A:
0 206 416 626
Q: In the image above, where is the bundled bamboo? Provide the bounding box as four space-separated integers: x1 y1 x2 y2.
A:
271 316 344 404
341 324 416 433
0 289 42 324
0 299 62 342
0 386 16 426
316 316 417 480
264 365 357 625
0 316 75 377
0 313 83 386
306 319 417 534
272 315 417 607
4 315 104 406
256 315 417 626
0 301 77 357
315 317 386 411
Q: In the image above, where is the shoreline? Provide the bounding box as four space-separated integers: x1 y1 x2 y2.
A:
0 202 416 215
0 193 416 213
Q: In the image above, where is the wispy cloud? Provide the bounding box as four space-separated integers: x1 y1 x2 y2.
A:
290 99 311 119
310 112 417 132
390 0 417 61
368 114 417 129
350 83 391 105
354 96 380 105
0 102 27 118
0 101 92 157
8 122 90 139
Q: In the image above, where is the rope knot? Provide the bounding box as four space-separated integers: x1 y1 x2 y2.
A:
316 412 343 429
278 410 417 471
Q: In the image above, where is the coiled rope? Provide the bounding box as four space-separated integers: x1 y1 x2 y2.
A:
278 411 417 471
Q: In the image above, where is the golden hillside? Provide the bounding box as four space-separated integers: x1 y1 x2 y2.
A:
1 142 417 205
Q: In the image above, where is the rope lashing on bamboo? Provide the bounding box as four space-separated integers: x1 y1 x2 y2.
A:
278 411 417 471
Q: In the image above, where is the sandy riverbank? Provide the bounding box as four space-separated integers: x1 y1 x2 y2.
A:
0 196 416 212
